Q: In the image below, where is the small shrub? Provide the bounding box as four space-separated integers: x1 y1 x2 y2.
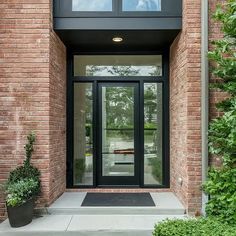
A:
5 132 41 206
8 165 40 196
7 132 40 196
153 218 236 236
6 178 38 207
9 165 40 183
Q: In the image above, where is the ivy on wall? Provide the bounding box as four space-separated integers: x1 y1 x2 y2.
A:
203 0 236 224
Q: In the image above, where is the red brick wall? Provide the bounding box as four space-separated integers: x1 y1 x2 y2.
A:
0 0 66 219
48 30 66 204
170 0 202 215
170 31 188 211
0 0 225 220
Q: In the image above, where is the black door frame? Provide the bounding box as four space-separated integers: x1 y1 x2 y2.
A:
67 50 170 189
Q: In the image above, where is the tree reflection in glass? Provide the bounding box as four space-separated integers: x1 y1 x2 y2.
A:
74 83 93 185
72 0 112 11
86 65 161 76
102 86 135 177
144 83 162 185
123 0 161 11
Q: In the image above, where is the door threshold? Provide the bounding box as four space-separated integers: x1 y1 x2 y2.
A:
96 185 140 188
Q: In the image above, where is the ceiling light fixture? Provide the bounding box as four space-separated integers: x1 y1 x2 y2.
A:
112 37 123 43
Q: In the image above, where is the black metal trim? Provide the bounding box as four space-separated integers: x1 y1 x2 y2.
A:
66 50 74 188
163 49 170 188
72 76 165 82
93 81 98 187
54 18 182 31
97 82 140 186
139 79 145 187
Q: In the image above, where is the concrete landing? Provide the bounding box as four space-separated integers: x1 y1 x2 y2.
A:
48 192 185 215
0 192 186 236
0 214 186 236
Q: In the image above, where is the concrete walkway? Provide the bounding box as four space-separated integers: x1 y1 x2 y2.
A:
0 214 186 236
0 192 186 236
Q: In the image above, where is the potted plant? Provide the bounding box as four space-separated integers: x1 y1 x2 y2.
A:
5 132 41 227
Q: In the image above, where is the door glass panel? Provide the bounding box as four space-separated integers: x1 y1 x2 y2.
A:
74 55 162 76
101 86 135 176
74 83 93 185
72 0 112 11
122 0 161 11
144 83 162 185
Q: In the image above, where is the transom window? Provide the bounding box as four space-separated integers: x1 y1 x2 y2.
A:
74 55 162 77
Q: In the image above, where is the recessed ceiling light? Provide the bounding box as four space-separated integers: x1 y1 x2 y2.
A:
112 37 123 43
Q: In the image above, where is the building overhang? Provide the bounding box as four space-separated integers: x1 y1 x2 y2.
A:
54 28 181 51
53 0 182 50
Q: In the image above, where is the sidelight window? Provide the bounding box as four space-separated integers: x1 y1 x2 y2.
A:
74 83 93 186
144 83 163 185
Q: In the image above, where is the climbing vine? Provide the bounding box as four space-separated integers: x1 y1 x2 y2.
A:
203 0 236 224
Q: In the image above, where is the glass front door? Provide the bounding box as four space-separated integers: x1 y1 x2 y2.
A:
71 54 168 188
98 83 139 186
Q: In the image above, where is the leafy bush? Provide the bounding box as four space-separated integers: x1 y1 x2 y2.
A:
6 178 38 207
9 165 40 184
5 132 41 206
203 0 236 224
153 218 236 236
203 168 236 224
8 165 40 196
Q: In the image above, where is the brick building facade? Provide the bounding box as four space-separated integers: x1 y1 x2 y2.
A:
0 0 222 219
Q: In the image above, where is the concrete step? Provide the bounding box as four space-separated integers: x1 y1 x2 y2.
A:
47 206 185 215
0 214 187 236
46 192 185 216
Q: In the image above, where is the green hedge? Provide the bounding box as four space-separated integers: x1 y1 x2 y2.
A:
153 218 236 236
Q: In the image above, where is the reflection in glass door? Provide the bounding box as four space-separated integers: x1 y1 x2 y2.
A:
73 81 165 187
144 83 163 185
98 83 139 185
74 83 93 186
70 54 168 188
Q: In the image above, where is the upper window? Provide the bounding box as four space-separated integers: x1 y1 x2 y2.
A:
122 0 161 12
72 0 161 12
55 0 182 18
72 0 113 11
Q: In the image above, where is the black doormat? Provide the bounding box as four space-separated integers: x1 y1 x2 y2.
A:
81 193 155 207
